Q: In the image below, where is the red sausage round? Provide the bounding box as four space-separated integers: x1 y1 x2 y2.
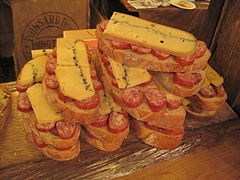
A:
35 122 56 132
56 120 77 139
151 49 170 60
17 92 32 112
144 88 166 112
173 72 197 88
107 112 129 134
193 40 207 58
45 74 59 89
199 85 216 98
122 87 144 108
91 113 109 128
131 44 151 54
75 93 100 110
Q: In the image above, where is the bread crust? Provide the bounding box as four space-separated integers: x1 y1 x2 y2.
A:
154 70 206 97
83 124 129 143
27 132 80 161
147 107 186 129
82 125 129 151
22 110 81 161
82 130 124 151
96 26 211 73
195 91 227 111
185 106 217 118
132 120 183 149
22 111 80 150
99 60 166 122
42 76 99 124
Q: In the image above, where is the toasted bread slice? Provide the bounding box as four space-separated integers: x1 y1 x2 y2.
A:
195 90 227 111
42 77 99 124
184 84 227 118
147 107 186 130
82 124 129 152
83 123 129 143
98 58 166 122
154 69 206 97
82 130 125 152
22 111 80 150
132 120 183 149
27 132 80 161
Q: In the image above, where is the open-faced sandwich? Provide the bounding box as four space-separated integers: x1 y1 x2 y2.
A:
16 55 81 161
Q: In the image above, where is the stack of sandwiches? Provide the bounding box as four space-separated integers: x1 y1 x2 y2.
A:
16 38 130 160
96 12 227 149
16 55 81 161
184 65 227 117
16 12 227 160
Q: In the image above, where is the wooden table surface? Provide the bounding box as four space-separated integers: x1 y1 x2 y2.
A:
113 136 240 180
0 82 240 180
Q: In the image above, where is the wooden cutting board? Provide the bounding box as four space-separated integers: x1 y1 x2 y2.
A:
0 82 239 180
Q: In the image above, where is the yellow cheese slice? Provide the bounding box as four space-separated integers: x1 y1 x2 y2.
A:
203 78 211 88
26 83 62 124
181 98 191 106
55 66 95 101
206 65 224 86
19 56 48 85
103 12 197 56
108 56 151 89
57 38 89 67
63 29 96 39
98 90 121 115
31 49 52 58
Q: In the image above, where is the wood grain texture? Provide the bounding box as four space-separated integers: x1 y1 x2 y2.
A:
0 82 239 180
113 136 240 180
209 0 240 115
138 4 209 43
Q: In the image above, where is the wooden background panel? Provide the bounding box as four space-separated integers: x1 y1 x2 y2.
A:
209 0 240 114
139 5 209 44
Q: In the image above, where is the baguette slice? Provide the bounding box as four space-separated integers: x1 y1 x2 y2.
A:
154 69 206 97
98 57 166 122
22 111 80 161
22 111 80 150
96 24 211 73
83 123 129 143
147 107 186 130
82 130 124 152
195 89 227 111
42 75 99 124
184 85 227 117
132 120 183 149
26 132 80 161
82 124 129 152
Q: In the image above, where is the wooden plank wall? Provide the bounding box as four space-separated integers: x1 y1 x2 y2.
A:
209 0 240 115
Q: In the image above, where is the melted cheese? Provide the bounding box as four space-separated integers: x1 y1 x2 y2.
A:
57 38 89 67
103 12 197 56
27 83 62 124
206 65 224 86
108 56 151 89
98 90 121 115
55 66 95 101
19 56 48 85
31 49 52 58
